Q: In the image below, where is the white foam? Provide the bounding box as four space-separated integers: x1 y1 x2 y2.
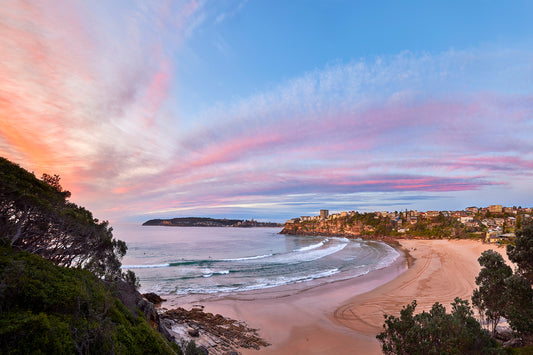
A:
293 240 325 252
332 237 350 243
224 254 273 261
176 268 341 295
121 263 170 269
375 246 401 269
267 242 347 264
201 269 230 278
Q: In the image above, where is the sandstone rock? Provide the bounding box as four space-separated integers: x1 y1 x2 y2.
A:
187 327 199 337
143 292 166 304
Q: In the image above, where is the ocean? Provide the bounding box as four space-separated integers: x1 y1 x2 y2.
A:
115 224 400 300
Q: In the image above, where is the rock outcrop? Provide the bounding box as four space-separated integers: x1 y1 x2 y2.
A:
281 219 364 237
110 281 174 342
161 307 270 354
143 292 167 305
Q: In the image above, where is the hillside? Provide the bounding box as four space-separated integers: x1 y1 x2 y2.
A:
0 245 179 354
144 217 283 228
0 156 180 353
281 211 484 240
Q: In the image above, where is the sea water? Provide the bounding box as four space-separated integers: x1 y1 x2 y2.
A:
116 224 400 299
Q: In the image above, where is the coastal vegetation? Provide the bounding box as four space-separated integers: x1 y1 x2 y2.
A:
0 157 126 281
507 223 533 283
377 222 533 353
376 298 498 354
0 245 178 354
282 211 486 239
282 207 531 241
0 157 181 354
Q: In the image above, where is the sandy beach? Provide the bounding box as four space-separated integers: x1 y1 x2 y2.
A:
164 239 510 354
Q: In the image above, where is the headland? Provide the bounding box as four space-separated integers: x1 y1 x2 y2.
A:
143 217 283 228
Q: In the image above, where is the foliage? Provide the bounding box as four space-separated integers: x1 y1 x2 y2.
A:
183 340 207 355
507 222 533 284
503 274 533 338
472 250 513 335
504 221 533 339
471 244 533 340
0 156 126 280
376 298 499 354
41 173 71 198
123 269 141 290
506 346 533 354
0 245 178 354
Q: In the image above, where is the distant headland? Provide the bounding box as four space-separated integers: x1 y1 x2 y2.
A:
142 217 283 228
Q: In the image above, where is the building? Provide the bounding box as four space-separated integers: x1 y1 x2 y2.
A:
494 218 505 227
489 205 503 213
320 209 329 220
459 216 474 224
465 206 479 214
426 211 440 218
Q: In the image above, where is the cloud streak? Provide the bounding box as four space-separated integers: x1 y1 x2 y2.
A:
1 2 532 221
0 0 200 206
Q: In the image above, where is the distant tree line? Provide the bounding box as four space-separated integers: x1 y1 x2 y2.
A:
0 157 126 281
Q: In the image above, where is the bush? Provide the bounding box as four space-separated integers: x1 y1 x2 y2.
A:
376 298 499 354
0 246 178 354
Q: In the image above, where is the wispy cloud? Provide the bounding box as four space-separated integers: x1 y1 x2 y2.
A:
0 0 200 203
1 2 532 221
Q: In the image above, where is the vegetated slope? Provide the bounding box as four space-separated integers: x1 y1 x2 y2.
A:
0 156 180 354
0 245 179 354
282 212 483 239
0 156 126 280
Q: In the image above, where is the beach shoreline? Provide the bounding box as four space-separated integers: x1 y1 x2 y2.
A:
160 239 509 354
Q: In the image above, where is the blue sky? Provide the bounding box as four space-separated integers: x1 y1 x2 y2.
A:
175 1 533 112
1 0 532 222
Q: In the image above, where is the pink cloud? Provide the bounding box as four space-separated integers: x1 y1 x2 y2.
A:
0 1 194 215
1 3 531 224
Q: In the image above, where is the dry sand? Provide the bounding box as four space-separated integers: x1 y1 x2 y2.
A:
165 239 510 355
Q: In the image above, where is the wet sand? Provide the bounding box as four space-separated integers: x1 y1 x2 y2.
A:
163 239 509 355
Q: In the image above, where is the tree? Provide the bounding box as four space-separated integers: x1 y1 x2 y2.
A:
41 173 71 198
471 250 512 335
516 214 522 231
376 298 497 354
504 221 533 339
0 157 126 280
507 221 533 283
470 228 533 341
503 274 533 339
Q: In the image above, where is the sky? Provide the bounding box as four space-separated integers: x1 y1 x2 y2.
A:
1 0 532 223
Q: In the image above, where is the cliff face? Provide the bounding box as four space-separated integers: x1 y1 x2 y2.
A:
281 219 365 237
280 219 406 246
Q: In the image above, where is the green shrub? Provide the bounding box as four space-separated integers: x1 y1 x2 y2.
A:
0 246 178 354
